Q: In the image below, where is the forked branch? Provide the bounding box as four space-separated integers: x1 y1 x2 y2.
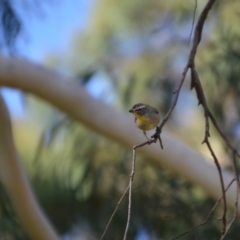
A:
102 0 240 239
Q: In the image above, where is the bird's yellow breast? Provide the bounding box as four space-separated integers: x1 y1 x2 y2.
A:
133 113 148 122
133 113 159 130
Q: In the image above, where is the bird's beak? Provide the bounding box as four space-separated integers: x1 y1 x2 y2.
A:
129 109 133 113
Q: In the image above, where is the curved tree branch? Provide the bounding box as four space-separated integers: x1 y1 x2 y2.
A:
0 93 60 240
0 54 238 212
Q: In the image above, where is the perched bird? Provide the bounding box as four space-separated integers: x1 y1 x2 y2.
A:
129 103 161 140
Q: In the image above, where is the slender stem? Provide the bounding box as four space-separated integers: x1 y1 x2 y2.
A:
205 140 226 235
172 179 235 240
100 185 130 240
123 147 137 240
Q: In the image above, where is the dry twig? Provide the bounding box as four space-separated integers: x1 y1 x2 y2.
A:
100 186 130 240
172 179 235 240
220 152 240 240
123 146 137 240
188 0 198 45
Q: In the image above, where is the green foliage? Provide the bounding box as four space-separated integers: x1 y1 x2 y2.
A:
7 121 237 239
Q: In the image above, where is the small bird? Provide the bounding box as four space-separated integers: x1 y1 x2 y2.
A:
129 103 161 140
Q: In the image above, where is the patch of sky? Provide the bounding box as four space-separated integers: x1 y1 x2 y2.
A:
3 0 95 118
84 71 115 104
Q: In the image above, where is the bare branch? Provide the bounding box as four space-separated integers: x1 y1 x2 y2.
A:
123 145 138 240
221 152 240 240
208 112 240 158
172 179 235 240
100 185 130 240
158 0 217 133
188 0 198 45
205 140 226 235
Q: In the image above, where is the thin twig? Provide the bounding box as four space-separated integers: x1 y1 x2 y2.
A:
100 185 130 240
151 126 163 149
191 64 240 156
158 65 189 131
189 0 216 61
189 44 240 238
172 179 235 240
220 151 240 240
158 0 216 133
188 0 198 45
123 145 138 240
189 42 240 237
124 127 164 151
205 140 226 235
191 67 228 233
190 68 210 141
208 112 240 158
